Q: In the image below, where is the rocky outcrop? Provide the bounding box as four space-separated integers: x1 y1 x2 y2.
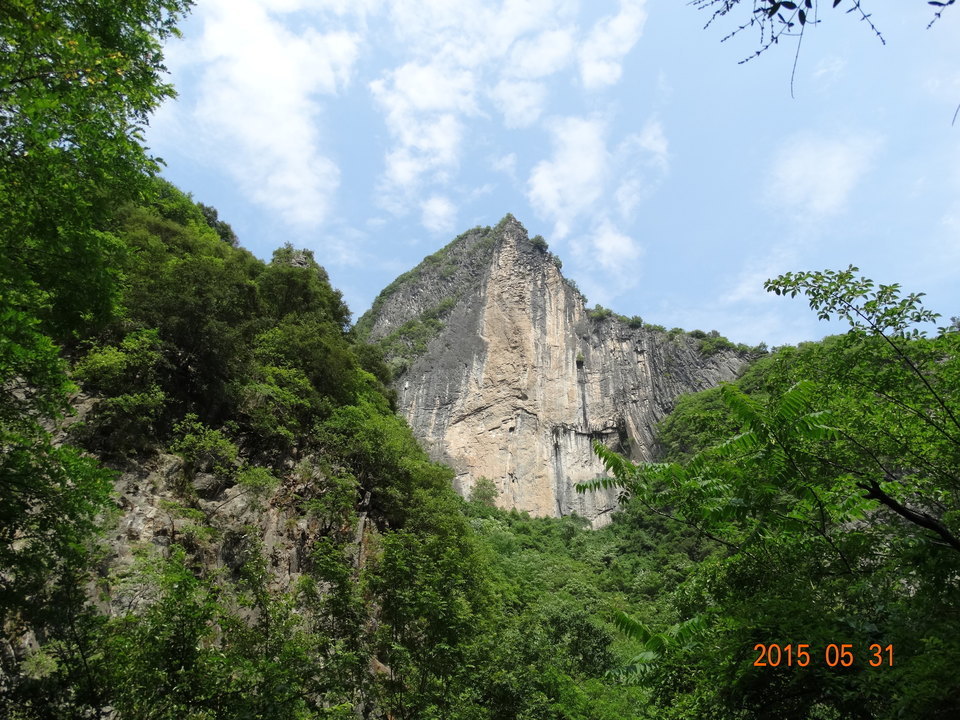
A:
359 216 749 526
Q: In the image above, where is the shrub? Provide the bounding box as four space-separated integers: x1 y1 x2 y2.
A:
588 305 614 321
469 477 499 507
697 335 736 357
236 466 279 495
171 414 238 479
72 329 168 453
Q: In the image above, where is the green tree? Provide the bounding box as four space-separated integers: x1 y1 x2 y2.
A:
469 476 499 507
71 328 168 455
0 0 192 673
1 0 193 348
197 202 239 246
585 267 960 718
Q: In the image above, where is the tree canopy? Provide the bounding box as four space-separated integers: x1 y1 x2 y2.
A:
0 0 193 637
582 266 960 718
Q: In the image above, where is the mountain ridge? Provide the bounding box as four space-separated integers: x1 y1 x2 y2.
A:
360 215 751 524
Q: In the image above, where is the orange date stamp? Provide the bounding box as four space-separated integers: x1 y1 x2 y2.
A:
753 643 894 668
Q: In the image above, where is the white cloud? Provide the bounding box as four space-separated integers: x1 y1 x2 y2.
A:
160 0 654 239
768 135 881 219
386 0 578 67
612 118 668 219
588 219 642 272
812 56 846 86
507 28 576 79
633 119 668 171
379 62 478 114
377 113 463 197
369 0 648 212
579 0 647 90
491 152 518 180
370 62 478 202
490 80 548 127
527 116 609 238
169 0 362 229
568 218 644 304
721 243 798 305
614 178 645 219
922 70 960 102
469 183 496 200
492 152 517 172
369 1 581 205
421 195 458 233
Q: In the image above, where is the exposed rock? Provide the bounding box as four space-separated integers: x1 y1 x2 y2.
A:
96 452 318 612
358 215 750 526
192 472 226 498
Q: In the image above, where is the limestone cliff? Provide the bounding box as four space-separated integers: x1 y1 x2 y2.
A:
358 216 749 525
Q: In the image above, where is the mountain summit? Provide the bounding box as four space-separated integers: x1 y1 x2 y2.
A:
358 216 749 525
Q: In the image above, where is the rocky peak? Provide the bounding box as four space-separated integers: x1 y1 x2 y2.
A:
359 216 749 525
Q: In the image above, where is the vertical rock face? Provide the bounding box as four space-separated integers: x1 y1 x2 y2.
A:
358 216 748 525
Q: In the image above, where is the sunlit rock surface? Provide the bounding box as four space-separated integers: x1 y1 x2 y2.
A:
359 216 748 526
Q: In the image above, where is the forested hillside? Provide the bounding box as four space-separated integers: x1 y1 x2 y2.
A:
2 1 959 718
0 173 658 717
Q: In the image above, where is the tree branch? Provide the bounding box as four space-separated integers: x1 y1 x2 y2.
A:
858 479 960 553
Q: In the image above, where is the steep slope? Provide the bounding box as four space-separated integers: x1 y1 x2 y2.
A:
358 216 750 525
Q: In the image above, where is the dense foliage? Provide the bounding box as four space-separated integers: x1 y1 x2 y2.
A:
1 0 191 676
2 171 665 718
584 268 960 718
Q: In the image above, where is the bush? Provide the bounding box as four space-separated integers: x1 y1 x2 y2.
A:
588 305 614 321
171 414 238 479
72 329 168 453
235 364 317 452
469 477 499 507
236 466 279 495
697 335 736 357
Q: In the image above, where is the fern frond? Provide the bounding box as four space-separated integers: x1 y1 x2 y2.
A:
576 476 628 493
606 658 656 682
669 615 707 648
794 411 839 441
720 383 767 436
593 441 639 481
612 611 653 643
712 431 763 459
775 380 816 424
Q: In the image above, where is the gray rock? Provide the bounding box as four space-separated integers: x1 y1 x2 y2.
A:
358 215 751 525
192 472 225 498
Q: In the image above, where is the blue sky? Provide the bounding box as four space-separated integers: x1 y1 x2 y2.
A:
148 0 960 346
